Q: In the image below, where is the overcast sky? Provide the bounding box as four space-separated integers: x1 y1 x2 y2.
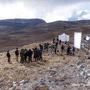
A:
0 0 90 22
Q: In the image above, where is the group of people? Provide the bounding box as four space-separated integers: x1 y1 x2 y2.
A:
52 37 76 55
6 38 76 63
6 44 44 63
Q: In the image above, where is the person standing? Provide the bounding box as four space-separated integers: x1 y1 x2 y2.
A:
59 40 61 45
27 49 33 62
67 45 71 55
55 41 58 54
53 38 55 44
15 48 19 62
39 44 43 52
6 51 11 63
61 44 65 54
20 49 25 63
33 47 38 61
72 46 75 55
38 49 43 60
24 49 28 63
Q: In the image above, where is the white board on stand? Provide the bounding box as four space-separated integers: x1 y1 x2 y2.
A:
74 32 82 49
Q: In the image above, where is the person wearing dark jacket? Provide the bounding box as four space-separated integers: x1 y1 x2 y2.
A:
39 44 43 52
24 49 28 62
6 51 11 63
55 41 58 54
59 40 61 45
38 49 43 60
27 49 33 62
53 38 55 44
33 47 38 61
61 44 65 54
44 42 49 52
72 46 75 55
15 48 19 62
20 49 25 63
67 45 71 55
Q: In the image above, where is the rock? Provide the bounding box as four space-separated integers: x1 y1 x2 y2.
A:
40 79 46 85
34 85 49 90
48 70 57 76
77 61 83 66
19 80 29 84
88 57 90 59
19 80 24 86
80 65 85 69
86 70 90 77
13 81 17 87
80 71 85 76
23 80 29 84
15 86 21 90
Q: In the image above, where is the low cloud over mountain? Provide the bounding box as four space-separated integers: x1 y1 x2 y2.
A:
0 0 90 22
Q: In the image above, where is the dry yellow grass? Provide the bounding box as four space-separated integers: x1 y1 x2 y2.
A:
0 42 89 90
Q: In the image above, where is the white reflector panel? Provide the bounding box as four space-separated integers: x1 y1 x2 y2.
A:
74 32 82 49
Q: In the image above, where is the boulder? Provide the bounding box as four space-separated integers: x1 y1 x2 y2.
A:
34 85 49 90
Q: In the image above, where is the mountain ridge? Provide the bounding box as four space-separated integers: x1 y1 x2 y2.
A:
0 19 90 52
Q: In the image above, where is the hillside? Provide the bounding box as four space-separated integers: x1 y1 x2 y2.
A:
0 19 90 52
0 42 90 90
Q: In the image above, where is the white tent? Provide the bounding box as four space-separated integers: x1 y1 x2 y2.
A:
58 33 69 42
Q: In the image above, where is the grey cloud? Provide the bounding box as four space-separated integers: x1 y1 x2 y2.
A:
0 0 16 3
68 10 89 21
23 0 90 7
0 0 90 22
23 0 90 19
0 0 90 11
0 0 89 5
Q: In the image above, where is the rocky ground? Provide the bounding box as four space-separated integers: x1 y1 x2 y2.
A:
0 43 90 90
